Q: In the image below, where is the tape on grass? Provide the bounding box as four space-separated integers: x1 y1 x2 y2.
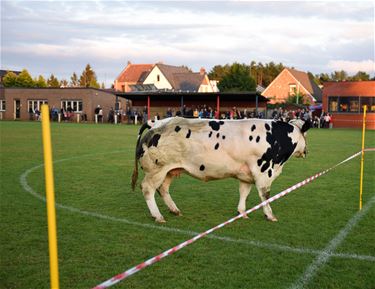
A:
92 149 373 289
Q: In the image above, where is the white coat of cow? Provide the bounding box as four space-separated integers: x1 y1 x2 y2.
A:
131 117 310 223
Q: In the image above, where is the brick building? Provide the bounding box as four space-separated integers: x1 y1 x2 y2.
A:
262 68 322 105
322 81 375 129
0 88 121 122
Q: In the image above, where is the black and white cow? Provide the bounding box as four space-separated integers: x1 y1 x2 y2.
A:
131 117 310 223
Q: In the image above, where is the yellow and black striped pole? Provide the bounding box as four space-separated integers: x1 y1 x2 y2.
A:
41 104 60 289
359 105 367 210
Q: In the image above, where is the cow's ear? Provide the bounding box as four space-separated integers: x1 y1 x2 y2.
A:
301 120 311 133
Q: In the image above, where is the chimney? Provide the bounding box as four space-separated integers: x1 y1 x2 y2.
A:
127 60 132 66
200 67 206 75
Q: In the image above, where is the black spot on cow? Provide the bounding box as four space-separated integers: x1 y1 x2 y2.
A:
208 131 213 138
200 165 205 171
222 135 226 140
216 133 220 138
249 136 253 141
257 121 297 172
215 143 219 150
256 136 260 143
186 129 191 138
268 169 272 178
265 123 270 131
175 126 181 132
148 134 161 148
261 162 270 173
137 146 145 159
209 120 224 131
251 124 256 131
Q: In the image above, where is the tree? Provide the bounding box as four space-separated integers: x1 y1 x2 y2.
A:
79 64 99 88
60 79 69 87
101 82 105 89
47 74 60 87
315 73 331 85
16 69 35 87
217 63 256 92
70 72 79 87
331 70 348 81
2 71 18 87
208 64 231 82
349 71 370 81
35 75 47 87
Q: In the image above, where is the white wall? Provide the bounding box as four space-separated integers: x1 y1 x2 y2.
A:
143 66 173 90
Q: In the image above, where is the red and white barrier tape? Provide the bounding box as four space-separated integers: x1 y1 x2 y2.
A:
92 149 374 289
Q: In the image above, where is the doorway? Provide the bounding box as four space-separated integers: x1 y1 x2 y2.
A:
14 100 21 120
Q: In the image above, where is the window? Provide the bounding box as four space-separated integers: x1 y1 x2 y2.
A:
289 84 296 95
348 97 359 112
0 100 5 111
361 97 375 113
157 74 160 82
329 96 374 113
28 100 48 112
328 97 338 112
337 96 359 112
61 100 83 112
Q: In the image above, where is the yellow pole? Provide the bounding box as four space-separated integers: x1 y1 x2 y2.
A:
41 104 60 289
359 105 367 210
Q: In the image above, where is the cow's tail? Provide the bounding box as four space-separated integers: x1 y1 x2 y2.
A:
131 122 151 191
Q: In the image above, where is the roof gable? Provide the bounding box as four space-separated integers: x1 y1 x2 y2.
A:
155 64 190 88
286 68 322 102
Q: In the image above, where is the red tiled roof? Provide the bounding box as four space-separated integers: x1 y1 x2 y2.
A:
323 81 375 97
117 64 154 83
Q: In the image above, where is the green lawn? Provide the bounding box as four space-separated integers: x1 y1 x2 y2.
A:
1 121 374 289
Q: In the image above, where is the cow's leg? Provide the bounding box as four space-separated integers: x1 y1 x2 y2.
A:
238 181 252 219
141 173 166 223
256 185 278 222
158 174 181 216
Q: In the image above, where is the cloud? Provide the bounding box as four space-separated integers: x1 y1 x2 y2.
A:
327 60 375 74
1 0 374 85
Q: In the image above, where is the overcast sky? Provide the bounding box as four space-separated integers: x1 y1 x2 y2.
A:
1 1 374 87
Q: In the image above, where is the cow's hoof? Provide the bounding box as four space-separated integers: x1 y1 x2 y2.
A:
172 210 182 216
265 215 278 222
238 211 249 219
155 217 166 223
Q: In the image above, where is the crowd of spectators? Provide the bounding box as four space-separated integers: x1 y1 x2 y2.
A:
270 107 333 128
26 103 332 129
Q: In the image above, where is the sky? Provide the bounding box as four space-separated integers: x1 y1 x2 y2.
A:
1 0 374 87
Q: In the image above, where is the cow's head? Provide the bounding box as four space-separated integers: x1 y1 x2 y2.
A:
290 119 311 158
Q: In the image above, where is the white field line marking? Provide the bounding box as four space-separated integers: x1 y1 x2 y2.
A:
289 194 375 289
19 154 375 263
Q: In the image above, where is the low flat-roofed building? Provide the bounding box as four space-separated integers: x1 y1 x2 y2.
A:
0 87 121 122
116 91 268 119
322 81 375 129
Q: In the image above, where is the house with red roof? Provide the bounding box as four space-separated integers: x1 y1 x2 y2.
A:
262 68 322 105
114 62 153 92
114 62 217 93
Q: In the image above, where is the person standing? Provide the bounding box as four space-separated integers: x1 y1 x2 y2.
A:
143 106 148 123
98 107 103 123
94 105 100 123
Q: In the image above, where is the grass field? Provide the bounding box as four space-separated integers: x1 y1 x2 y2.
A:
1 120 374 289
